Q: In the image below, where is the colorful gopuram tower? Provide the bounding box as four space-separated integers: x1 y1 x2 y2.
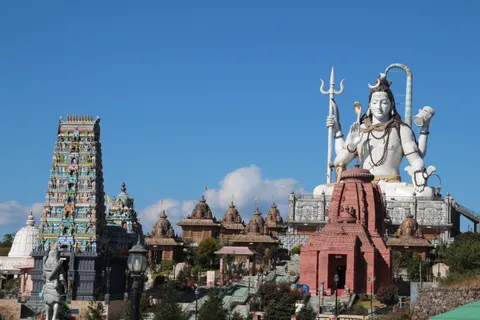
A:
31 115 107 301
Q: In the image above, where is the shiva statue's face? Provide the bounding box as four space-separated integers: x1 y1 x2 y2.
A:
369 92 392 122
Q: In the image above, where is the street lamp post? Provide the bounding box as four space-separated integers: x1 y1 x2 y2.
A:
195 287 200 320
426 258 431 282
105 266 111 305
127 237 148 320
368 276 376 314
319 280 324 314
334 274 339 317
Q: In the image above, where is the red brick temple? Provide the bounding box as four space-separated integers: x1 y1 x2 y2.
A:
300 166 391 295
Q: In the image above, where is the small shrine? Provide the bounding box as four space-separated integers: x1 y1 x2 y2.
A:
230 208 279 247
106 182 143 256
0 214 37 297
145 210 182 263
264 202 286 237
177 195 220 244
220 201 245 240
300 167 391 295
386 214 432 260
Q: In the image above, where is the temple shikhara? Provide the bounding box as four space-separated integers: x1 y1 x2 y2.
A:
300 166 391 295
177 196 221 244
145 211 182 263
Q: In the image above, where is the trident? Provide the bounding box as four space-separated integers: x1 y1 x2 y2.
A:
320 67 345 184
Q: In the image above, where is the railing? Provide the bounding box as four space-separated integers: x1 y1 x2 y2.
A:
455 204 480 222
294 194 332 200
383 195 443 202
317 315 365 320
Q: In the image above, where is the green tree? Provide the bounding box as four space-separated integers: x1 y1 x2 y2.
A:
406 253 428 282
433 239 448 261
231 311 245 320
85 301 107 320
444 232 480 274
296 303 316 320
4 278 19 294
57 302 72 320
154 281 187 320
376 285 399 306
198 288 227 320
1 234 15 247
197 238 222 268
251 282 301 315
263 292 295 320
161 260 175 273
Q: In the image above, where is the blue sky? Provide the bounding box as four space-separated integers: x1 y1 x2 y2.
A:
0 1 478 236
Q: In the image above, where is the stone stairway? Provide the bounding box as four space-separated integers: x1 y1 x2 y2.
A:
277 235 309 250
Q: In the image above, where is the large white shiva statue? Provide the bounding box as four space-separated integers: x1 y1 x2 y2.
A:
314 71 436 198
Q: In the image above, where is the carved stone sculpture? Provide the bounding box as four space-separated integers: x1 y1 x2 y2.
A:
42 246 66 320
315 70 437 198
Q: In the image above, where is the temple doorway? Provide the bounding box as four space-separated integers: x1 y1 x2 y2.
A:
328 254 347 290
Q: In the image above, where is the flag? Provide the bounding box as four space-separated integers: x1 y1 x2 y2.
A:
106 194 110 203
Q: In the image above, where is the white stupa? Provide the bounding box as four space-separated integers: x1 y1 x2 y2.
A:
8 213 38 258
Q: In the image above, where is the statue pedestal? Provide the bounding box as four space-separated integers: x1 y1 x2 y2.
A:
313 180 437 199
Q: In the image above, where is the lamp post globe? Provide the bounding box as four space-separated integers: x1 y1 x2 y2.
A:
128 240 148 274
128 236 148 320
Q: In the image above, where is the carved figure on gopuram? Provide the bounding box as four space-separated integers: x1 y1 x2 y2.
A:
315 68 437 198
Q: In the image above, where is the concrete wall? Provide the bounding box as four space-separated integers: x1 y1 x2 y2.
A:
412 286 480 319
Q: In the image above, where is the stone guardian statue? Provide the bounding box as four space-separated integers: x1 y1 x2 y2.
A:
42 245 67 320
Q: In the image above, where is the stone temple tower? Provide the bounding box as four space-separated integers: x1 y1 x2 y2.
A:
31 115 107 301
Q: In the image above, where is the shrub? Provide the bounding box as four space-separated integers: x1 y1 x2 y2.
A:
291 245 302 255
85 301 106 320
152 273 165 286
376 285 399 306
161 260 175 273
288 270 296 276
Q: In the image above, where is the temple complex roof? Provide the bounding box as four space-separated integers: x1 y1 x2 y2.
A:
191 195 213 219
151 210 176 238
231 208 278 244
265 202 284 228
245 208 265 234
386 214 432 248
8 213 38 258
221 202 244 230
177 196 220 227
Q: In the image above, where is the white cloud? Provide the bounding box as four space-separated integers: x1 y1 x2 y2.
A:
138 165 303 233
0 201 44 233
